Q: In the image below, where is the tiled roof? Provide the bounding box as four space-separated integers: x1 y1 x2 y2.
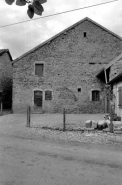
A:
108 72 122 84
0 49 8 54
96 53 122 77
0 49 13 61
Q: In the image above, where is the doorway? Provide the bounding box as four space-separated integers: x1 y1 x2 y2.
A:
34 90 43 108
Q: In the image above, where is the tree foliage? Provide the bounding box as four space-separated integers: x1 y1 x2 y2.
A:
5 0 47 19
0 77 12 109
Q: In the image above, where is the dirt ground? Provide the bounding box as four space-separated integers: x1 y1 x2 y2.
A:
0 113 105 131
0 113 122 185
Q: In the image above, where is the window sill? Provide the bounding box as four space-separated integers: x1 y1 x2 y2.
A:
35 75 44 78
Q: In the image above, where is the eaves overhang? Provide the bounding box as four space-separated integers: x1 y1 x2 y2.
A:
96 68 104 77
108 73 122 84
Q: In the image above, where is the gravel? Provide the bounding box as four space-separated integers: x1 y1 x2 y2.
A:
0 113 122 146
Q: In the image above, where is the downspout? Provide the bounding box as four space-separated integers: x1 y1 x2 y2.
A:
104 68 108 113
104 68 107 84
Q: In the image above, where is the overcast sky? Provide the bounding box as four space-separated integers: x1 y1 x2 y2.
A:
0 0 122 59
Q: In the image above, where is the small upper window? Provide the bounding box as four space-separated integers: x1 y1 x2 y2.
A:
78 88 81 93
45 90 52 100
92 90 100 101
35 63 44 77
84 32 86 37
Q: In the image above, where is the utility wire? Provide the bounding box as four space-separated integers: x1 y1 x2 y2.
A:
0 0 118 28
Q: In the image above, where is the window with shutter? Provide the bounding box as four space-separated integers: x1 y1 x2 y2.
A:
35 64 44 77
118 86 122 107
92 90 100 101
45 90 52 100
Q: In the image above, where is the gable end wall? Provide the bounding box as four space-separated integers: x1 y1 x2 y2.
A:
13 20 122 113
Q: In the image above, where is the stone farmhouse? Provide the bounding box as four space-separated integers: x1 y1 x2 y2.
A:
0 49 13 109
12 17 122 114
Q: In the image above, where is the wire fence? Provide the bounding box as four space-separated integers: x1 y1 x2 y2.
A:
26 105 107 132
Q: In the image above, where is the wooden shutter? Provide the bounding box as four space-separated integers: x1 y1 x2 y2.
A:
45 90 52 100
118 86 122 107
35 64 44 76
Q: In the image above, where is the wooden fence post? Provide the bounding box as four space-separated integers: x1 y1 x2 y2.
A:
0 102 3 116
27 106 29 127
27 105 31 127
63 108 66 132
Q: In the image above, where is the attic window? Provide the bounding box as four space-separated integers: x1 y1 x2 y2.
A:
84 32 87 37
78 88 81 93
35 63 44 77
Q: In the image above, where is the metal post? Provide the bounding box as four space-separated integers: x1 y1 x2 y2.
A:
63 108 66 132
27 105 30 127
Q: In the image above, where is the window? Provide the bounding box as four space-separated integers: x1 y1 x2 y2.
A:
45 90 52 100
118 86 122 107
92 90 100 101
35 63 44 77
78 88 81 93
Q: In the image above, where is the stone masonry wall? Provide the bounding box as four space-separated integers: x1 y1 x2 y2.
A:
13 19 122 113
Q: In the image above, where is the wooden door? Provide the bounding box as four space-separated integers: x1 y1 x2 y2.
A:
34 91 43 107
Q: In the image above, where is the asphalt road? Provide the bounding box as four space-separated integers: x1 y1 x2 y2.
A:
0 133 122 185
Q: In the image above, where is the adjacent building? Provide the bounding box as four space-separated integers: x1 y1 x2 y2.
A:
104 54 122 118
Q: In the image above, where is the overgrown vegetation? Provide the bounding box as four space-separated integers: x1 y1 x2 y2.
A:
5 0 47 19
